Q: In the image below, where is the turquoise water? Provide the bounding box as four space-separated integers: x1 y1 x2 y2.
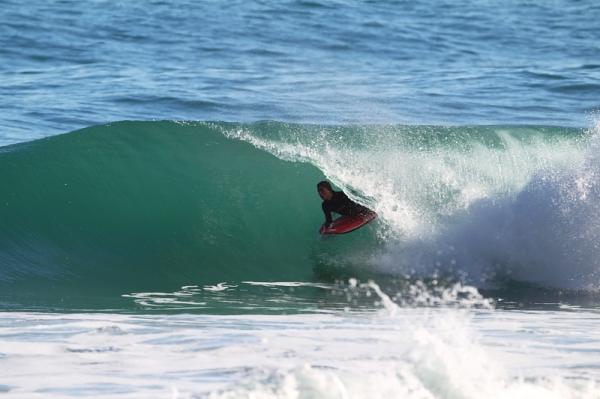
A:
2 0 600 397
1 121 595 310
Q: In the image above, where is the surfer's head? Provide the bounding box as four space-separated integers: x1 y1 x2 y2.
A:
317 181 333 201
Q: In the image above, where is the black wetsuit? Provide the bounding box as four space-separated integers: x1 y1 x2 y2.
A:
322 191 370 226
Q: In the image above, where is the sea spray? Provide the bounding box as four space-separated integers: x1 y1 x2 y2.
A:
229 121 593 289
365 123 600 290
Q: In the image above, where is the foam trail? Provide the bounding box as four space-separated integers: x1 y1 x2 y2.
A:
203 283 597 399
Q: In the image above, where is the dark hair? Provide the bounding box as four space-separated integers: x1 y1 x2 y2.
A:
317 181 333 191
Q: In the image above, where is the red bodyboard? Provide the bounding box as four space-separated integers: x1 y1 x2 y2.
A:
319 212 377 235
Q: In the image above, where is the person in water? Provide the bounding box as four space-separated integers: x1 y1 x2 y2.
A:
317 180 371 228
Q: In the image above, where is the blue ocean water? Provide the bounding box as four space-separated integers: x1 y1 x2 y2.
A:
2 0 600 397
1 0 599 145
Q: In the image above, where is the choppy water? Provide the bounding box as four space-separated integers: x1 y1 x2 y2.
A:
2 0 600 397
2 0 600 146
2 293 600 398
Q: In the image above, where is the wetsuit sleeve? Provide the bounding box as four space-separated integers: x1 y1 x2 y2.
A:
322 202 333 225
341 191 370 215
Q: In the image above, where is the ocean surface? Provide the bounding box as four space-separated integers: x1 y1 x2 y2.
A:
1 0 600 397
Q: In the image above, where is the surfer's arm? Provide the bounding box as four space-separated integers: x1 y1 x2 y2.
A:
322 202 333 226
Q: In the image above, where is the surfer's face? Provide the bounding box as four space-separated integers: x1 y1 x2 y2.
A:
318 186 333 201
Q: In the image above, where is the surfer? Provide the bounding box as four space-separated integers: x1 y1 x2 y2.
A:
317 180 372 229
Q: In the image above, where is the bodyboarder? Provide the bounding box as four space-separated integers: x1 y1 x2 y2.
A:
317 180 373 230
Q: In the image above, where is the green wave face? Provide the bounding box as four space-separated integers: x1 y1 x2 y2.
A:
0 121 590 309
0 122 366 305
